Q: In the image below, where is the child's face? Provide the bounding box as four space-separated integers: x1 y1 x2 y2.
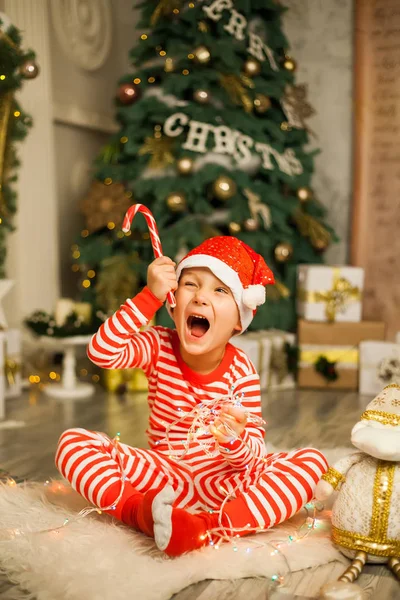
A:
172 267 241 357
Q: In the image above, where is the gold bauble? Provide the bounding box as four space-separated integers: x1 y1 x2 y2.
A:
212 175 237 201
283 56 297 72
193 45 211 64
297 186 313 202
166 192 187 212
274 242 293 262
19 59 40 79
177 157 194 175
313 238 329 251
228 222 241 235
243 217 259 231
280 121 291 131
193 89 210 104
243 57 261 77
254 94 271 114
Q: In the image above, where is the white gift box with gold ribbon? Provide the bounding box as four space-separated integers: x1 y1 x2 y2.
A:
359 341 400 396
297 265 364 323
230 334 272 391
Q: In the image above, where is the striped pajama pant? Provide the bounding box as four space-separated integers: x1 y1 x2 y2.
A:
55 428 328 530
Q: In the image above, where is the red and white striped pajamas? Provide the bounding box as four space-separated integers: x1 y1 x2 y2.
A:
55 287 328 532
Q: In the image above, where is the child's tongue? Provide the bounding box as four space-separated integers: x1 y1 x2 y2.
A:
191 321 208 338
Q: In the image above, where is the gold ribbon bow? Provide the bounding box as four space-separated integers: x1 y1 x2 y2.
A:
298 268 360 322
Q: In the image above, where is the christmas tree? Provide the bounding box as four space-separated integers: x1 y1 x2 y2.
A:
0 14 37 277
74 0 337 332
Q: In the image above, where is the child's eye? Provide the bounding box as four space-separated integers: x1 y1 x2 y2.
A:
184 281 196 287
216 287 228 294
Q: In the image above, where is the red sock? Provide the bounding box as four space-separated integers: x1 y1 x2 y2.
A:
152 487 261 557
102 482 159 538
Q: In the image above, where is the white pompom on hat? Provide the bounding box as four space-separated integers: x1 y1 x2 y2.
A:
174 236 275 332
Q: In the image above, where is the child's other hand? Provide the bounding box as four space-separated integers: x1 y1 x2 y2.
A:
210 406 247 444
147 256 178 303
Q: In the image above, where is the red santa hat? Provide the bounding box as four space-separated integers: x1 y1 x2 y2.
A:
174 236 275 332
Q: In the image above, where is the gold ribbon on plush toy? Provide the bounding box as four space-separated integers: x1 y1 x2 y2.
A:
298 267 361 322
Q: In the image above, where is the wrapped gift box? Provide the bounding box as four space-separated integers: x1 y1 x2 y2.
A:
298 319 385 390
102 367 148 394
359 341 400 395
297 265 364 323
4 329 22 398
260 329 297 390
230 333 272 390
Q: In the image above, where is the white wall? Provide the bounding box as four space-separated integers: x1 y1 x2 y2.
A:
2 0 60 327
283 0 354 264
49 0 141 297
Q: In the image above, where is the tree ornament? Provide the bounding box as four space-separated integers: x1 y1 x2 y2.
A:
164 57 175 72
176 156 194 175
280 121 291 131
198 21 209 32
80 181 132 234
117 83 140 105
193 89 210 104
193 45 211 64
243 188 271 229
150 0 183 26
219 74 254 113
297 186 313 203
212 175 237 200
243 57 261 77
243 217 259 231
313 238 329 252
282 55 297 72
228 222 241 235
19 59 40 79
138 134 175 169
274 242 293 263
96 255 139 313
254 94 271 114
281 84 315 133
293 211 331 250
166 191 186 212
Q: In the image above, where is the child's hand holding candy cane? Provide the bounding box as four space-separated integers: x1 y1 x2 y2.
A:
147 257 178 303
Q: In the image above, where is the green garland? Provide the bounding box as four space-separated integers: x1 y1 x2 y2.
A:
0 18 36 276
25 310 103 338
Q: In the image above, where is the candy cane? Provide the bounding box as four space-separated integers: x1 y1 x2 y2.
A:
122 204 176 307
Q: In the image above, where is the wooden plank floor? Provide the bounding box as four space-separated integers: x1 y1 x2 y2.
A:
0 387 399 599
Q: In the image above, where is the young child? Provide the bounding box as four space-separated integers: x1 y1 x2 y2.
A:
55 236 328 556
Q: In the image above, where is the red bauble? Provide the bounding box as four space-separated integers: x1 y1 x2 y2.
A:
117 83 141 105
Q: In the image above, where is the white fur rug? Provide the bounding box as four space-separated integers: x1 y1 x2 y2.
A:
0 448 349 600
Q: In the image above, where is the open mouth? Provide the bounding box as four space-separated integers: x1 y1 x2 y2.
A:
187 314 210 338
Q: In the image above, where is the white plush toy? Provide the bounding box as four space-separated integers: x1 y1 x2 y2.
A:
316 384 400 598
